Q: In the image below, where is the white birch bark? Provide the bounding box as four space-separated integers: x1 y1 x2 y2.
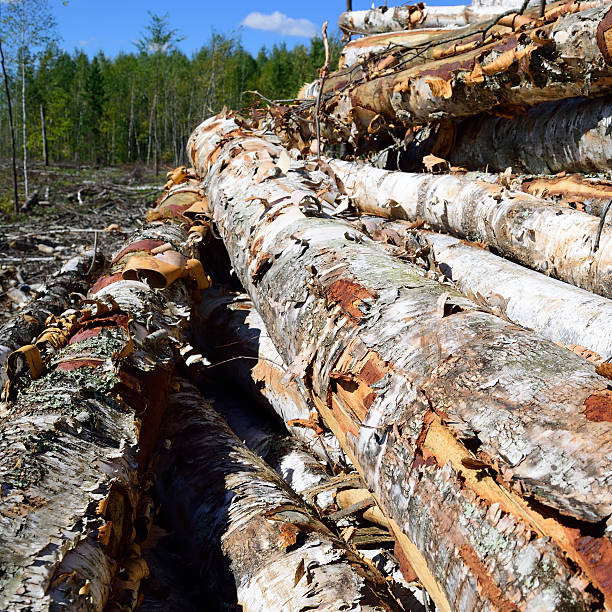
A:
188 114 612 610
427 232 612 356
338 0 542 34
207 382 340 511
356 216 612 358
328 158 612 297
152 380 400 612
194 289 349 468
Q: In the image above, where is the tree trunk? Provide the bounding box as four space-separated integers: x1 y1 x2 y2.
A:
40 104 48 166
338 0 545 34
383 96 612 174
188 114 612 610
316 3 612 146
355 215 612 357
446 96 612 173
21 11 28 200
152 379 400 611
0 251 103 387
194 289 350 468
0 181 206 609
146 93 155 167
195 293 400 529
0 38 19 213
128 82 134 162
327 158 612 296
339 29 451 69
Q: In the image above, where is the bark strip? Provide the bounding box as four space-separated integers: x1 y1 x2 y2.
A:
188 114 612 610
152 380 400 611
520 174 612 217
327 158 612 296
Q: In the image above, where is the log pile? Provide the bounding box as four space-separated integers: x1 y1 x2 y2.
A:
2 1 612 611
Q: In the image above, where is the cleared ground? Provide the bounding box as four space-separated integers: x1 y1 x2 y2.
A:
0 162 161 325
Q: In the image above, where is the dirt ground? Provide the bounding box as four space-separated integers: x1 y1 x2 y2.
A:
0 162 162 326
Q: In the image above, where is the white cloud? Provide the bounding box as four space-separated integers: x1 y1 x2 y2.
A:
241 11 317 38
77 37 96 48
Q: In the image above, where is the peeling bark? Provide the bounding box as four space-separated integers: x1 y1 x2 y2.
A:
339 30 450 69
327 158 612 296
0 181 206 609
188 114 612 610
520 174 612 217
0 251 103 387
317 3 612 147
152 380 400 611
194 289 349 468
356 215 612 358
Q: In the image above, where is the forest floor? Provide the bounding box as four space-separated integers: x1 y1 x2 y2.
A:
0 162 162 325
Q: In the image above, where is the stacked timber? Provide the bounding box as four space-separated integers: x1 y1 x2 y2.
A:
284 0 612 161
3 2 612 610
187 112 612 611
224 1 612 606
0 170 412 610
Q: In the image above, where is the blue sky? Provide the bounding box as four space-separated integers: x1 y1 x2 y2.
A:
50 0 464 57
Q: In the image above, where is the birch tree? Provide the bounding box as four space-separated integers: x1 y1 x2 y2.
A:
0 2 18 212
1 0 56 199
135 12 183 175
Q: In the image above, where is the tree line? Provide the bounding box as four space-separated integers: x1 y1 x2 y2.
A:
0 5 340 211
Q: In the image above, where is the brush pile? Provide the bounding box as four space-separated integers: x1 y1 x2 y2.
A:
1 1 612 610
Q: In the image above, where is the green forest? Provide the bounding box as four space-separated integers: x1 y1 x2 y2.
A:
0 6 340 175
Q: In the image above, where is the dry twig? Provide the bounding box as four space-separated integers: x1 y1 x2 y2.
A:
314 21 330 161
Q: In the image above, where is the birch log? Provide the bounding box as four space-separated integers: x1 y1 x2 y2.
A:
448 95 612 173
356 215 612 357
0 183 206 610
321 3 612 142
339 30 449 69
189 114 612 610
194 289 349 467
334 2 586 73
152 380 400 611
0 251 102 387
327 158 612 297
338 0 543 34
207 384 342 509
